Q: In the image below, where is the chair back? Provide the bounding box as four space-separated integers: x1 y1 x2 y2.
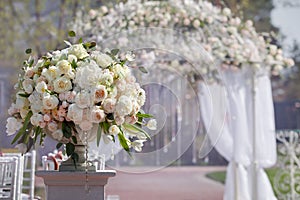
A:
0 157 18 200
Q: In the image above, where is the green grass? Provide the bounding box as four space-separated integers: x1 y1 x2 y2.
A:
206 168 279 196
205 170 227 184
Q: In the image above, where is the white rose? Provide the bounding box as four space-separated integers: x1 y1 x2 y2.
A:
42 66 59 82
183 18 190 26
42 94 59 110
56 60 72 75
75 90 92 109
6 117 23 136
103 98 116 113
67 104 83 123
92 52 113 68
93 85 107 103
52 129 63 141
91 107 106 123
69 44 89 59
100 73 114 86
108 125 120 135
269 45 277 56
147 119 157 130
285 58 295 67
53 77 72 93
22 79 34 94
116 95 133 116
30 113 44 126
275 54 283 62
222 8 231 16
193 19 200 28
51 50 63 64
36 81 48 94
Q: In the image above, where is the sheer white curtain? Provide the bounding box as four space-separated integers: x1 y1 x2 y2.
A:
200 67 277 200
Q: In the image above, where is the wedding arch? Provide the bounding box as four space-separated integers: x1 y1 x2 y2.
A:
71 0 294 199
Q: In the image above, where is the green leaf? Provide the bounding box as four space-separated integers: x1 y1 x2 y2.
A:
71 59 77 69
122 123 151 140
111 49 119 56
78 37 83 43
71 136 77 144
97 124 102 147
68 30 76 37
25 48 32 54
56 142 63 149
71 152 79 169
66 143 75 156
102 122 110 134
34 126 42 142
139 66 148 74
136 113 154 118
118 132 130 152
11 111 33 144
29 59 34 67
18 93 30 98
62 122 72 138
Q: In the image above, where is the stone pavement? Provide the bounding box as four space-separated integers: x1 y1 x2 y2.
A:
105 166 225 200
35 166 225 200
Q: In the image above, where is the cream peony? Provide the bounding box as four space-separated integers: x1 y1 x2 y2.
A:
42 94 59 110
75 90 92 108
67 104 83 123
75 60 102 89
115 95 133 116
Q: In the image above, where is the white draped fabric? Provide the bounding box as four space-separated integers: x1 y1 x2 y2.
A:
200 68 277 200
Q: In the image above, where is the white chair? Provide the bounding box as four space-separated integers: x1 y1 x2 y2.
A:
0 157 18 200
2 150 36 200
22 150 36 200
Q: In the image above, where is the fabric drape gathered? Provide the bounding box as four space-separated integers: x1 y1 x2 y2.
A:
200 67 277 200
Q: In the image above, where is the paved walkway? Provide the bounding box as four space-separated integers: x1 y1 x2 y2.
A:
35 166 225 200
106 166 225 200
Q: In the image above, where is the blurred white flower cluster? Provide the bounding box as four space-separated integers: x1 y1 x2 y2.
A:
71 0 294 80
6 39 156 156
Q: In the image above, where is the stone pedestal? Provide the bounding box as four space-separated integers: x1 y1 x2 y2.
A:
36 170 116 200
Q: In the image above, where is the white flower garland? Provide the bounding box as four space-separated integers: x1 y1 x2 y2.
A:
71 0 294 80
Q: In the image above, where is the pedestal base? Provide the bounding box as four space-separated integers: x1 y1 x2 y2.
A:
36 170 116 200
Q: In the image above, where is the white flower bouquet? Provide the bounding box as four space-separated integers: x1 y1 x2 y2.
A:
6 33 156 162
